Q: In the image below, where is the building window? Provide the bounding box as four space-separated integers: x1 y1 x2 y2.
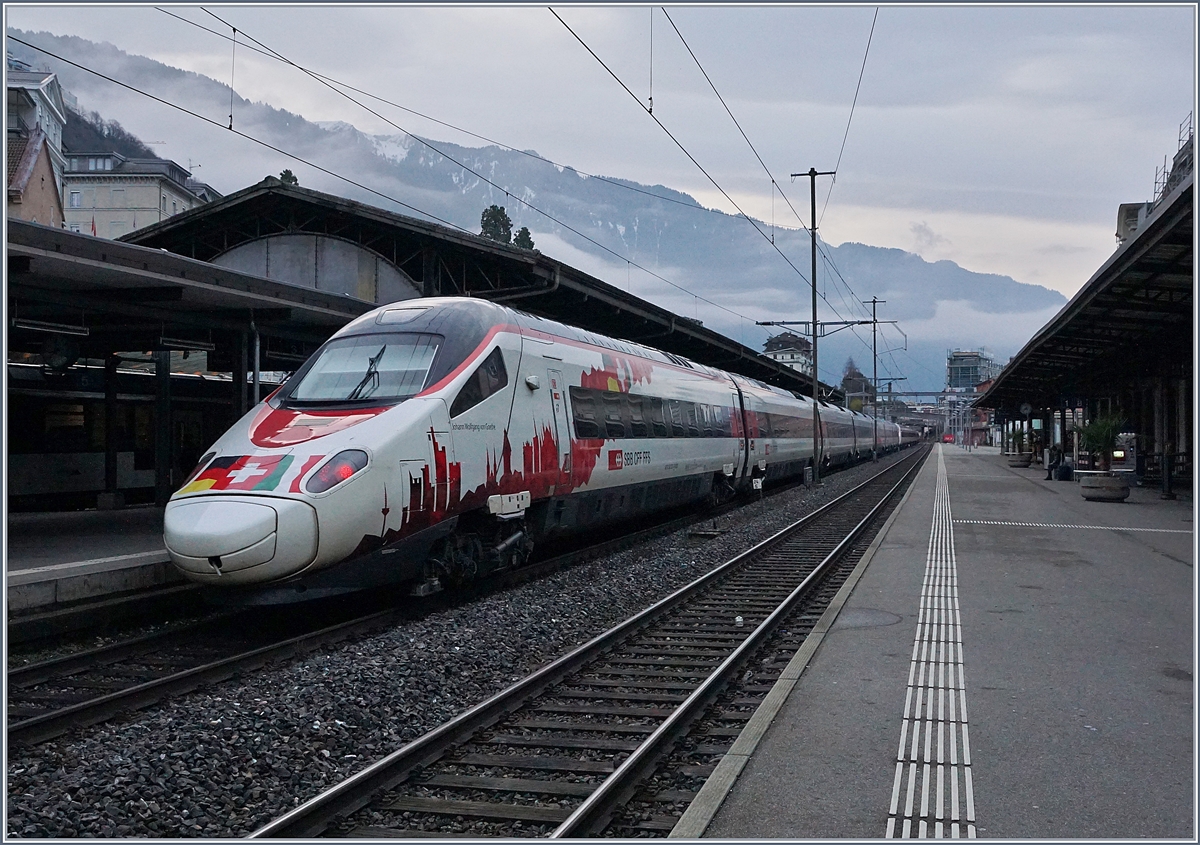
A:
69 224 82 233
161 195 167 212
88 157 97 171
105 158 113 170
172 200 177 215
69 191 81 208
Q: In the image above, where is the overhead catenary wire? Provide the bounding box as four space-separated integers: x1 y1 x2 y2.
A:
162 5 858 353
12 29 763 343
155 7 744 215
7 35 471 234
196 8 762 331
551 7 816 290
819 6 879 227
660 7 894 376
160 4 886 367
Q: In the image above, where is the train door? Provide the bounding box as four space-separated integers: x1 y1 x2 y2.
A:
731 391 746 477
547 368 571 493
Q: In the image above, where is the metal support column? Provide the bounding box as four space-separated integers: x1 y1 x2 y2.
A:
792 167 834 484
154 350 173 507
100 355 123 509
235 330 249 419
252 324 261 405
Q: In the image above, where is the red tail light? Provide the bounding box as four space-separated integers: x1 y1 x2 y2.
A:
306 450 369 493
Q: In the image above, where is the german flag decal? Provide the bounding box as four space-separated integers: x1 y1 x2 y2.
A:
179 455 295 494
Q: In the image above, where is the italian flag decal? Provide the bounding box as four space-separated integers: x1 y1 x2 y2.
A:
179 455 295 494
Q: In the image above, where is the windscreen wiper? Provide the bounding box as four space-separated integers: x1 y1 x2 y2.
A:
347 345 386 401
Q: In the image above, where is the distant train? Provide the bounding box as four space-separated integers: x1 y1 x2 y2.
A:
163 297 919 602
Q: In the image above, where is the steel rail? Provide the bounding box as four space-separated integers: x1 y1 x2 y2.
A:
7 462 819 745
7 607 402 746
8 615 236 687
250 446 927 839
549 445 927 836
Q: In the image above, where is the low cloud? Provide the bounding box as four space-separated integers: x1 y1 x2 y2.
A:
910 221 951 251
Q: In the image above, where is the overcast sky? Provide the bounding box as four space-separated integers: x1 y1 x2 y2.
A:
7 3 1196 300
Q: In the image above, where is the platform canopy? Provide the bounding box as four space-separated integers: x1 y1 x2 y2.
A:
122 177 828 397
7 217 374 365
975 172 1192 413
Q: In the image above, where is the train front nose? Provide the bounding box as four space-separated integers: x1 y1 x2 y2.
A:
164 496 318 584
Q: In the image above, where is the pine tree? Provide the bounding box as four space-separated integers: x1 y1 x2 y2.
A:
480 205 513 244
513 226 535 250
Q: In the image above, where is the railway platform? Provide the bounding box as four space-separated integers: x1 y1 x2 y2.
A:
678 444 1193 839
7 505 179 614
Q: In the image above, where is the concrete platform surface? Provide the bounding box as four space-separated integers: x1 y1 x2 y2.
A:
699 444 1193 839
7 505 166 571
6 506 179 612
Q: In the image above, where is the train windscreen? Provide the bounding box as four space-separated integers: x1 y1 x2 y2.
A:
286 333 441 404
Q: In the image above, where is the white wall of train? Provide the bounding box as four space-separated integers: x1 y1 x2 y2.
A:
163 297 917 602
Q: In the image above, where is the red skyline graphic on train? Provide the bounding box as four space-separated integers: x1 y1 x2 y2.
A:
350 360 647 559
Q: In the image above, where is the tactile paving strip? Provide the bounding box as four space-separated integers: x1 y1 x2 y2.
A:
953 519 1190 533
887 446 976 839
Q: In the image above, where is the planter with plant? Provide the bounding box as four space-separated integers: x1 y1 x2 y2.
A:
1008 428 1033 467
1076 413 1130 501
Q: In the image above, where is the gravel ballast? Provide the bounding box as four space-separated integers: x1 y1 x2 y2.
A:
6 453 915 838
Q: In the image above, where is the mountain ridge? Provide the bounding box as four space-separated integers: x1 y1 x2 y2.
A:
8 28 1066 390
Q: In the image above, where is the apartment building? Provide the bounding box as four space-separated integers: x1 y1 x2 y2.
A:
62 153 219 238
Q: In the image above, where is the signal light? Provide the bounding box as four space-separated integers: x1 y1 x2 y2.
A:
306 450 369 494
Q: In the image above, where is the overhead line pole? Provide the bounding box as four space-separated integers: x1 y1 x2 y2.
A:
864 296 884 461
793 168 835 483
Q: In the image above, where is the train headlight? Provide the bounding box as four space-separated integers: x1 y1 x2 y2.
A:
306 449 369 494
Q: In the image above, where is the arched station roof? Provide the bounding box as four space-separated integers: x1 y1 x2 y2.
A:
122 177 829 398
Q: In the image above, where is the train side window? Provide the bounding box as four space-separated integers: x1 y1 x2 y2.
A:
771 413 789 438
714 405 733 437
646 397 668 437
684 402 700 438
602 392 626 438
698 404 713 437
450 347 509 417
569 386 601 438
627 394 648 438
667 399 686 437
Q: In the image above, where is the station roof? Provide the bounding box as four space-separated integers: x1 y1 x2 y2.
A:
974 171 1193 413
122 178 827 397
7 218 374 363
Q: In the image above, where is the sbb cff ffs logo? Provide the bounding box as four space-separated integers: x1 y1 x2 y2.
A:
609 449 650 470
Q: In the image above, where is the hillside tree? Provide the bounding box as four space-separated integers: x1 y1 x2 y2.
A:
841 357 874 412
513 226 535 250
480 205 513 244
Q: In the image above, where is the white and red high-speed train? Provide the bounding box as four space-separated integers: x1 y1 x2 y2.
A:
164 297 917 602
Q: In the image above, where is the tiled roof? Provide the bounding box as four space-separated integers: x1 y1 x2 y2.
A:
7 134 29 188
7 127 50 196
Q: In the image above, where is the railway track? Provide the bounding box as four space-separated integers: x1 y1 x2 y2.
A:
6 453 859 747
5 605 414 747
251 445 930 839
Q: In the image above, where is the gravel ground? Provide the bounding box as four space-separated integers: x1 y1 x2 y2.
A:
6 453 913 838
